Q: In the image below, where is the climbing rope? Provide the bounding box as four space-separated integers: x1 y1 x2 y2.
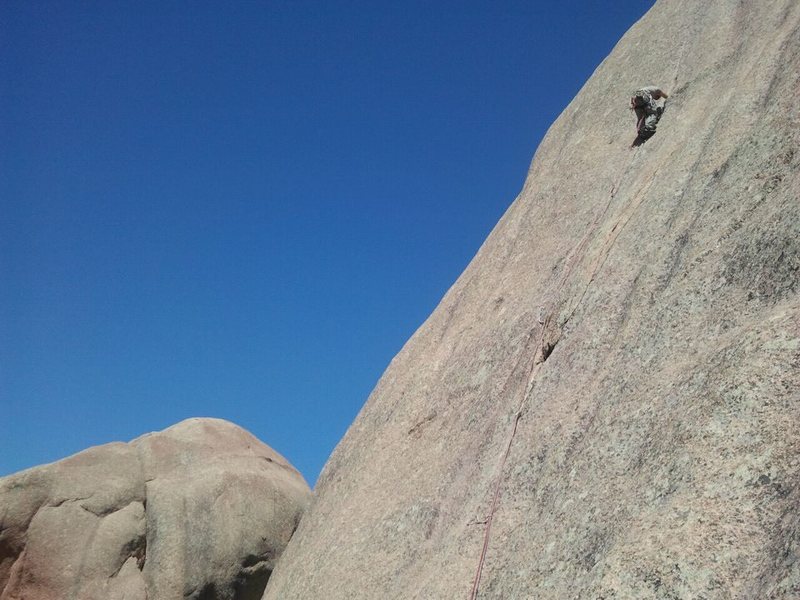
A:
468 324 547 600
467 155 631 599
467 405 521 599
467 146 644 599
468 39 689 595
466 144 694 600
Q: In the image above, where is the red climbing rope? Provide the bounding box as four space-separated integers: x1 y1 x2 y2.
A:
467 149 639 600
468 409 522 600
468 34 689 597
468 325 547 600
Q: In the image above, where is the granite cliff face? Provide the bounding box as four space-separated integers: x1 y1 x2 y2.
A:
263 1 800 598
0 418 310 600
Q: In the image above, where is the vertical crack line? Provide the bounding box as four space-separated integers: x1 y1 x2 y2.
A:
469 322 548 600
562 143 685 328
67 512 102 600
468 118 687 598
468 146 642 599
133 444 149 575
468 409 522 600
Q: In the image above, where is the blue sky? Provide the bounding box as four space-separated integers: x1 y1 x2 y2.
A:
1 0 655 484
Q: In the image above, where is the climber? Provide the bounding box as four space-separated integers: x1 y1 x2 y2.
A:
630 86 668 147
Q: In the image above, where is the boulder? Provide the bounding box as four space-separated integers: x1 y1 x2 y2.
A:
0 418 311 600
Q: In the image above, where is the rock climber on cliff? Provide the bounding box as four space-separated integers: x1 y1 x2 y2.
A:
630 85 668 146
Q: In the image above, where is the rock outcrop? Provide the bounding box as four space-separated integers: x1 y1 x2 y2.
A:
0 418 311 600
263 1 800 598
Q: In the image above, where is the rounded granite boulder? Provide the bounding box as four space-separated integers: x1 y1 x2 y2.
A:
0 418 311 600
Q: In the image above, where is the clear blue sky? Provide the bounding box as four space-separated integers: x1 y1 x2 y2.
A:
1 0 655 484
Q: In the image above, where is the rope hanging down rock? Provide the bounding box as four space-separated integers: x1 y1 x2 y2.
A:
468 33 689 594
466 136 692 598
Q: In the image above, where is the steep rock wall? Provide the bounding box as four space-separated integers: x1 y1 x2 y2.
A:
264 0 800 598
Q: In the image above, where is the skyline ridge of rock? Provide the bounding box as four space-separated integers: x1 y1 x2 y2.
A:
263 0 800 598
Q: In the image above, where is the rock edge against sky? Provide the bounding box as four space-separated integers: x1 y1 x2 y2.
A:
262 0 800 598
